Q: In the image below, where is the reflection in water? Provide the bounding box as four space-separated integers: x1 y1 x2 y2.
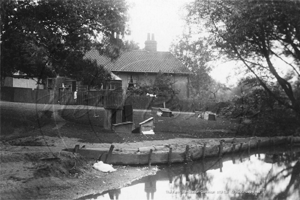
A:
82 145 300 200
145 176 156 200
108 189 121 200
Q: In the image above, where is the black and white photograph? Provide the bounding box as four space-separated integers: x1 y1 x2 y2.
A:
1 0 300 199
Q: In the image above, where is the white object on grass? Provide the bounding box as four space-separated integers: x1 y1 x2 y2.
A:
93 161 116 173
142 130 155 135
146 93 157 98
157 111 163 116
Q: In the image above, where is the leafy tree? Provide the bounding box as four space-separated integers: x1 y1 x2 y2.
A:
122 40 140 52
186 0 300 116
64 51 111 89
127 72 178 99
170 33 212 98
1 0 128 85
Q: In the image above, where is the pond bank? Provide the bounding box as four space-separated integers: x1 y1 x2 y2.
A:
64 136 300 165
1 102 299 199
2 136 299 200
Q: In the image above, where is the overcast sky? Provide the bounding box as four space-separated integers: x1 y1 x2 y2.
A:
126 0 190 51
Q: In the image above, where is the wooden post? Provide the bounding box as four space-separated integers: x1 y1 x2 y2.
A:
168 147 173 166
202 144 206 160
239 143 244 159
168 171 173 184
73 144 80 153
290 136 293 146
239 143 243 151
232 154 236 164
232 143 236 152
290 136 294 156
219 141 224 157
201 160 205 172
105 145 115 163
219 157 223 172
185 145 190 162
248 141 251 156
148 149 153 167
104 109 113 130
257 140 261 152
248 142 251 161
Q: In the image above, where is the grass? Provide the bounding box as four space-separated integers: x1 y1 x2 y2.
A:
1 101 239 144
59 107 238 133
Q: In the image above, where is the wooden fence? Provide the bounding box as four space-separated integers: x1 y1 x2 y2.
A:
1 87 51 104
1 87 123 109
59 90 123 109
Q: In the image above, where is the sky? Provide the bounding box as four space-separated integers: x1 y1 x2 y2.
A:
125 0 294 86
126 0 190 52
126 0 237 85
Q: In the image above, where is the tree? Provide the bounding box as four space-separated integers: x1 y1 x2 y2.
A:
1 0 128 85
127 72 178 98
186 0 300 116
63 51 111 89
122 40 140 52
170 33 213 98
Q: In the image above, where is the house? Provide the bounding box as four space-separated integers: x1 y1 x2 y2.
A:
46 73 122 105
47 73 121 91
85 34 191 99
47 77 80 91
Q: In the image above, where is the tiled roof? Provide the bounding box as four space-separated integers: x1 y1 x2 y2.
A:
85 49 191 75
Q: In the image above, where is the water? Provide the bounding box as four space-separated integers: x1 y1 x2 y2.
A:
81 145 300 200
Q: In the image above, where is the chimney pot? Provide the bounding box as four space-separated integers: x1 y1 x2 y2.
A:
145 33 157 52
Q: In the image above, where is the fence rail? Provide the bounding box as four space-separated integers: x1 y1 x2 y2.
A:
1 87 123 108
59 90 123 108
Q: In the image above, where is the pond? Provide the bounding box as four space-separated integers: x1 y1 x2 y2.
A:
80 145 300 200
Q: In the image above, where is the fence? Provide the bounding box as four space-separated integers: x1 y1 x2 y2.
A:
1 87 123 108
1 87 51 104
124 95 213 112
58 90 123 108
1 87 215 112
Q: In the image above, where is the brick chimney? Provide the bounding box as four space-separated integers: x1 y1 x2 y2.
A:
145 33 157 52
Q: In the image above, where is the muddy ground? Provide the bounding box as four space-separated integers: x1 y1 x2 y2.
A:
0 101 242 199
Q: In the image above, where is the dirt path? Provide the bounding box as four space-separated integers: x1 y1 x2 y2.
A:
0 143 158 200
0 132 224 200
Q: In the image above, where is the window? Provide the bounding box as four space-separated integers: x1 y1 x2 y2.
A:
47 78 53 89
109 83 116 90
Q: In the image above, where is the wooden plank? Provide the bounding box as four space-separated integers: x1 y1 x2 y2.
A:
112 122 133 134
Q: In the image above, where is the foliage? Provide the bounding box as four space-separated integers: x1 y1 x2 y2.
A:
122 40 140 52
1 0 128 86
219 78 299 136
127 72 179 98
126 72 181 109
186 0 300 116
64 52 111 89
170 34 212 97
170 32 232 103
